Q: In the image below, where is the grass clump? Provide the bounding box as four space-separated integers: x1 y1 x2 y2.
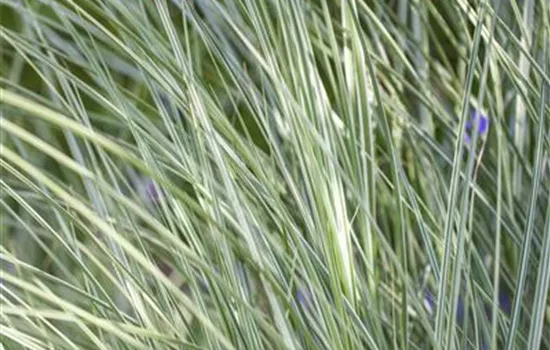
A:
1 0 549 349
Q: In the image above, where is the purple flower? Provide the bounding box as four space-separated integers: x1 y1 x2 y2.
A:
146 180 160 201
478 292 511 350
498 291 511 315
423 288 464 324
296 288 313 309
138 177 162 203
464 109 490 145
483 290 512 320
456 295 465 324
424 289 436 314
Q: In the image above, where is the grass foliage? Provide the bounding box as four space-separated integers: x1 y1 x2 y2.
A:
1 0 549 349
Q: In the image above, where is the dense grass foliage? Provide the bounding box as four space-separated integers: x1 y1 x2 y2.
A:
1 0 549 349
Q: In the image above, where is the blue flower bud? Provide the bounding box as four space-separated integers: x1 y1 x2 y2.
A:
464 109 490 145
